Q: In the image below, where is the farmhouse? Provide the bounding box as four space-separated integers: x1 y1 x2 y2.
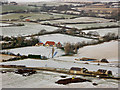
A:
45 41 56 47
69 67 88 74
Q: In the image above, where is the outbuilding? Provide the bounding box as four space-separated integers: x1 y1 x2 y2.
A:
69 67 88 74
97 69 112 76
57 42 62 48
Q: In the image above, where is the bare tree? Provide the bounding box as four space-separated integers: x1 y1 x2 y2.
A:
64 43 74 55
74 43 79 54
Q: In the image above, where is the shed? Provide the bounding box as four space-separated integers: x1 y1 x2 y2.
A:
101 58 109 63
69 67 88 74
57 42 62 48
80 57 96 61
35 42 44 46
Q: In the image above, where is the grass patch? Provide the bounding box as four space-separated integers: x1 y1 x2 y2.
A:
2 5 37 13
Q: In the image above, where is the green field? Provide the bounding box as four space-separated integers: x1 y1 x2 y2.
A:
1 5 39 13
26 2 71 6
1 2 72 13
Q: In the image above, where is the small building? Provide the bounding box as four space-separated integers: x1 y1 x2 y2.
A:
98 37 104 41
41 56 48 60
56 42 62 48
35 42 44 46
66 30 74 34
87 31 100 37
25 19 30 22
69 67 88 74
45 41 56 47
97 69 112 76
79 32 86 36
101 58 109 63
35 41 44 46
79 57 97 61
28 54 41 59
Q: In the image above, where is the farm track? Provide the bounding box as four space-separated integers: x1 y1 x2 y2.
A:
52 58 118 68
1 65 120 80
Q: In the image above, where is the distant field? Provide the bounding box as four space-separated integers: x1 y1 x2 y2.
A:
42 17 112 24
2 13 75 20
1 2 77 13
82 28 118 36
77 7 119 11
1 5 37 13
66 22 118 29
26 2 72 6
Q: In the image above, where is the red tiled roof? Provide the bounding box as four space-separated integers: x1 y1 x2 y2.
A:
25 19 30 21
38 42 44 45
57 42 61 44
45 41 55 45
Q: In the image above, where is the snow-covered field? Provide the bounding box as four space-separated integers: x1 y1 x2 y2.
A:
0 58 118 76
1 46 65 58
1 71 119 88
0 41 119 88
0 23 12 26
55 40 119 67
66 22 118 29
83 28 118 36
77 40 118 61
1 22 58 36
37 34 95 44
42 17 112 24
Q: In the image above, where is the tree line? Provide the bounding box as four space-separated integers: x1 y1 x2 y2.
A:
63 32 118 55
1 36 39 49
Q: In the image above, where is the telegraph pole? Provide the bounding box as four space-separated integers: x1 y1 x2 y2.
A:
52 47 54 58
